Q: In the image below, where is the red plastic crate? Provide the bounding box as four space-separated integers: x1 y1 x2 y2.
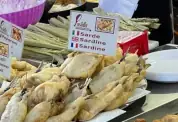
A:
117 31 149 56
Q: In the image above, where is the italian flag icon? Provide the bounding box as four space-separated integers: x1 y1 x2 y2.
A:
72 30 80 36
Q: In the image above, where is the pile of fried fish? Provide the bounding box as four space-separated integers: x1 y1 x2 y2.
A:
0 48 150 122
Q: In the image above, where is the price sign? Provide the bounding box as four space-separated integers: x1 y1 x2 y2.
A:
0 17 25 79
68 11 119 56
0 17 24 59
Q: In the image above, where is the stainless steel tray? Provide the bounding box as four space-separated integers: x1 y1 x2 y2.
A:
123 98 178 122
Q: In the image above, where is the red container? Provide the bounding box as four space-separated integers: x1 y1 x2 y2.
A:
117 31 149 56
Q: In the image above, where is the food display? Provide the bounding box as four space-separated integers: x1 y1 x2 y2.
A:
0 58 37 82
0 91 29 122
49 0 86 13
49 4 78 13
10 58 37 81
55 0 75 5
23 11 160 63
93 7 161 32
86 0 98 3
24 19 70 62
0 0 171 121
48 7 160 33
0 47 150 121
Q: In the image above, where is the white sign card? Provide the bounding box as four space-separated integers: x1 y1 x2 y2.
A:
68 11 119 56
0 35 11 79
0 17 24 59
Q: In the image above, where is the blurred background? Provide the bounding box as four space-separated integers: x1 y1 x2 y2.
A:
173 0 178 44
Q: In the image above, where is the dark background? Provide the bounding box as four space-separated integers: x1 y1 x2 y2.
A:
134 0 173 45
173 0 178 44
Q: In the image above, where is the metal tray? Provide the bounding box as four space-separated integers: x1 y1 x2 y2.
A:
123 98 178 122
41 0 86 23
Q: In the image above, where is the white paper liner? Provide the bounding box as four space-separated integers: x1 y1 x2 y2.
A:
127 88 150 103
49 4 78 13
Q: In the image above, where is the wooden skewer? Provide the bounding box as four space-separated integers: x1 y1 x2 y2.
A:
35 61 44 73
118 46 131 63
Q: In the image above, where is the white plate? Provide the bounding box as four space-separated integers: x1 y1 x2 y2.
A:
144 49 178 83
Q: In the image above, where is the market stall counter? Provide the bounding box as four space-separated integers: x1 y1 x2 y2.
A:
0 1 174 121
114 81 178 122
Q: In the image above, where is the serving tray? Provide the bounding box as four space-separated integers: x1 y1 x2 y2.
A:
123 98 178 122
0 59 150 122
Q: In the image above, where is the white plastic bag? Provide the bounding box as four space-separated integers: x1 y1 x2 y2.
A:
0 0 44 14
99 0 139 18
